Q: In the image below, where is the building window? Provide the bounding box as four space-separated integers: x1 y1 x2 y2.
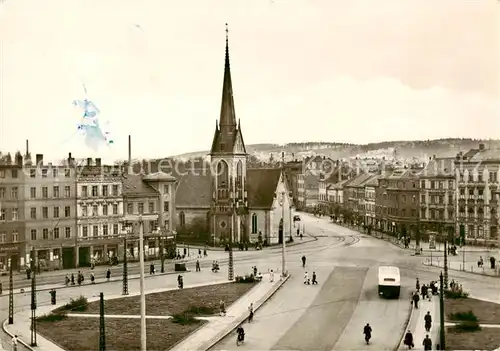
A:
41 169 47 178
478 173 483 182
65 186 71 198
53 207 59 218
421 180 425 189
402 195 406 203
439 181 443 189
30 207 36 219
459 206 465 213
30 187 36 198
82 186 88 197
103 204 108 216
179 211 186 227
164 201 169 212
42 228 49 240
430 181 435 189
42 207 48 219
92 185 98 197
113 224 118 235
112 185 119 196
103 224 108 236
448 209 453 219
30 169 36 178
65 169 71 177
113 204 118 215
150 220 158 231
0 187 4 198
251 213 258 234
82 226 88 237
53 228 59 239
53 186 59 198
30 229 37 241
92 205 98 216
420 194 425 203
0 209 5 221
448 180 454 189
42 187 48 198
11 169 18 178
52 168 58 178
420 209 426 218
65 227 71 238
12 208 18 221
127 203 133 214
138 203 144 214
93 225 98 237
82 205 88 217
102 185 108 197
163 185 169 194
489 172 498 183
448 195 453 204
12 231 18 242
149 202 155 213
65 206 71 217
11 187 18 199
478 189 483 196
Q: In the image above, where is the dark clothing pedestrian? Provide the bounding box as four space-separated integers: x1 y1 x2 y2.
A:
106 269 111 281
416 278 420 291
424 313 432 331
71 273 75 285
150 263 155 275
196 260 201 272
404 331 414 349
312 272 318 284
423 336 432 351
301 255 306 267
412 293 420 309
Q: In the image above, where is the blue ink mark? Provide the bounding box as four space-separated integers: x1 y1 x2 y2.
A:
72 98 114 151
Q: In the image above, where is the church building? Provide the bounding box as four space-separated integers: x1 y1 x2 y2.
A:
174 25 293 245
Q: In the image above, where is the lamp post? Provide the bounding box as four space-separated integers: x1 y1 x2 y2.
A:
8 255 13 324
123 214 158 351
443 241 449 288
278 191 287 277
30 248 37 347
289 205 293 242
439 271 445 350
121 225 131 296
228 191 236 281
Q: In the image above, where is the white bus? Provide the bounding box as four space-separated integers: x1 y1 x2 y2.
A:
378 266 401 298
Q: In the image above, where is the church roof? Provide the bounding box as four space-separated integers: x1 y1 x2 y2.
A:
175 172 212 208
122 174 159 197
246 168 282 208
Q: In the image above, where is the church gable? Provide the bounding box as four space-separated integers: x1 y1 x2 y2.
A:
233 129 246 154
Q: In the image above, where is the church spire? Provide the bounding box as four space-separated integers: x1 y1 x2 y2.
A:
219 23 237 129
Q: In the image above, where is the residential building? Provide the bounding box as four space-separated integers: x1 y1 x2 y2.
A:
419 158 455 241
455 144 500 245
0 152 25 271
365 175 382 227
304 174 320 209
76 157 123 267
122 172 177 259
24 153 78 270
284 160 305 209
376 169 420 238
344 173 375 225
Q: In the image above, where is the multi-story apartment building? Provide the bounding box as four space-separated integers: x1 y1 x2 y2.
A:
376 169 420 238
419 158 455 241
0 153 25 271
344 173 374 224
284 160 305 209
364 175 382 227
122 172 177 259
455 144 500 245
24 154 78 270
76 157 123 267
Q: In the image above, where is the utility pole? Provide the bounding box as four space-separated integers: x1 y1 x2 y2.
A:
99 292 106 351
281 151 287 277
8 255 13 324
443 241 448 288
30 248 37 347
138 218 147 351
439 271 445 350
122 235 128 296
228 199 234 281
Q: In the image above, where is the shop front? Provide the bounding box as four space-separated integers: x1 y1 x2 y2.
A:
0 243 24 272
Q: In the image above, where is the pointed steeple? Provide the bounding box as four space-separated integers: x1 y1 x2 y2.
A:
219 23 237 130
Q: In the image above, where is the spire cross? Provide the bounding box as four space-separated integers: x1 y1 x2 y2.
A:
225 23 228 43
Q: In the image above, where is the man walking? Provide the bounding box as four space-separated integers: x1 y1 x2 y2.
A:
11 335 18 351
302 255 306 268
196 260 201 272
269 269 275 282
424 311 432 332
248 303 254 323
304 272 310 285
312 272 318 285
422 334 432 351
412 291 420 309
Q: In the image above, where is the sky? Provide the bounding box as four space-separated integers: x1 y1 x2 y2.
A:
0 0 498 162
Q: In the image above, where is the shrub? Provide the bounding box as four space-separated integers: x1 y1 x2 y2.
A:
453 321 481 332
448 310 478 322
53 295 88 313
171 313 201 325
444 289 469 299
185 305 215 315
235 274 256 283
37 313 67 322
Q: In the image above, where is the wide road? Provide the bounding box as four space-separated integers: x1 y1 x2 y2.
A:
212 213 500 351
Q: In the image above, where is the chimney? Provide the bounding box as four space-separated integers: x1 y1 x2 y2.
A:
36 154 43 165
87 158 92 166
26 140 29 156
479 143 485 151
128 135 132 174
96 158 102 167
15 153 22 166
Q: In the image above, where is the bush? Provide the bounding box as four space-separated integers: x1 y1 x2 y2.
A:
448 310 478 322
235 274 256 283
171 313 201 325
453 321 481 332
185 305 215 315
37 313 67 323
444 289 469 299
53 295 88 313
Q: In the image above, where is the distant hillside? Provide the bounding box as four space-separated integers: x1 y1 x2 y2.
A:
171 138 500 162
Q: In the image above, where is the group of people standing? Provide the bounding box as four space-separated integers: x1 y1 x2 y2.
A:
65 268 111 286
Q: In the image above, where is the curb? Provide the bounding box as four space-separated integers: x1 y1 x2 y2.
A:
2 319 35 351
422 262 499 278
394 292 415 351
203 274 291 351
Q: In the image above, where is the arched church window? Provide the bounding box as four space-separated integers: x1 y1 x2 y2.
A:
217 160 229 199
251 213 258 234
179 211 186 227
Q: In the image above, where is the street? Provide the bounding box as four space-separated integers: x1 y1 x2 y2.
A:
0 213 498 351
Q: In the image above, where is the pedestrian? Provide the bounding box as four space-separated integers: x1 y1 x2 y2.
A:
106 269 111 282
421 284 427 299
196 260 201 272
204 248 207 257
253 266 258 276
269 269 275 282
71 273 75 285
248 303 254 322
415 277 420 291
11 335 18 351
312 272 318 285
219 300 226 316
177 274 183 289
424 311 432 332
150 263 155 275
404 330 414 349
90 272 95 284
65 275 70 286
198 249 202 258
304 272 310 285
302 255 306 268
422 334 432 351
412 291 420 309
427 285 432 301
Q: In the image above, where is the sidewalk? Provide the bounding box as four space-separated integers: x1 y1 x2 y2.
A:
171 274 290 351
423 258 500 277
399 296 440 350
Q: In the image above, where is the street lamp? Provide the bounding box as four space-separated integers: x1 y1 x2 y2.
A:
228 191 236 281
120 224 132 296
278 191 287 277
123 214 158 351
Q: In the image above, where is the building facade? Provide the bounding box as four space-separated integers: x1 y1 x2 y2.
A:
364 175 381 227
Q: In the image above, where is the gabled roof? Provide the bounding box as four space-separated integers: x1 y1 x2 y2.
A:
420 158 455 178
469 149 500 162
246 168 281 208
122 174 159 197
330 178 351 189
143 171 177 182
365 174 383 187
345 173 374 187
175 172 212 208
